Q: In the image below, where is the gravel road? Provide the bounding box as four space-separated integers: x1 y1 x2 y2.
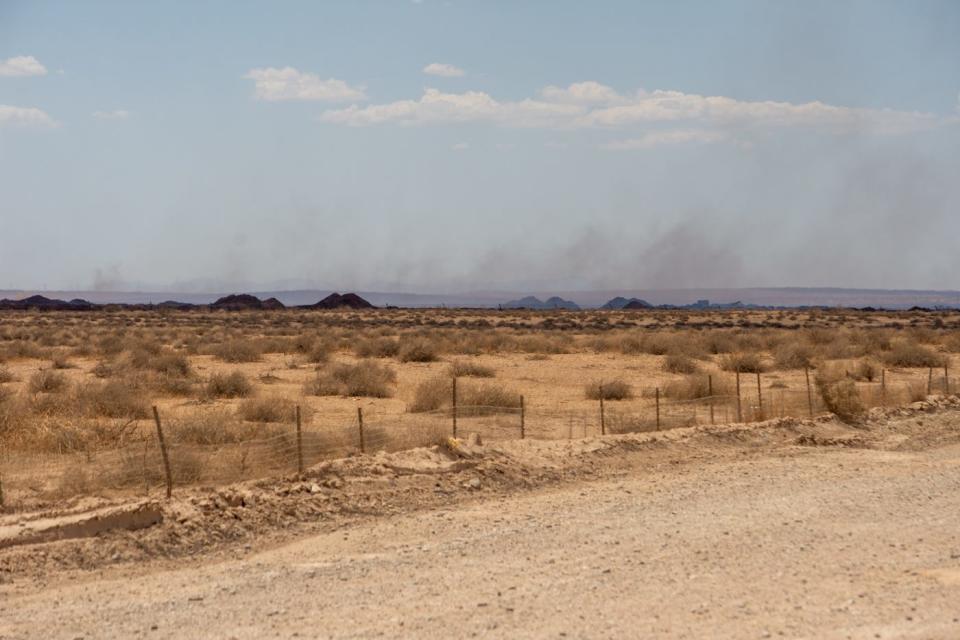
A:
3 441 960 639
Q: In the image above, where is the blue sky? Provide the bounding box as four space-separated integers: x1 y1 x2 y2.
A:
1 1 958 293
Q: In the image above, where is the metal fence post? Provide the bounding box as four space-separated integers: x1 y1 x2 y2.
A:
451 377 458 438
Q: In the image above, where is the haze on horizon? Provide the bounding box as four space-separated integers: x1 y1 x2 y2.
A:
1 1 959 295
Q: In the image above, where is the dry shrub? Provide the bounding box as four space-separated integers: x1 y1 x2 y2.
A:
662 354 699 374
154 373 195 396
719 352 766 373
354 337 399 358
212 339 262 363
408 376 451 413
448 360 495 378
605 411 660 435
304 360 396 398
306 341 332 364
773 343 815 370
0 389 27 438
73 380 150 419
849 358 881 382
882 341 946 368
238 396 300 423
906 381 928 403
28 369 69 394
0 367 15 384
51 355 75 370
206 371 254 398
585 380 633 401
408 376 520 413
459 382 521 414
662 374 731 400
815 369 865 424
398 338 439 363
168 409 276 444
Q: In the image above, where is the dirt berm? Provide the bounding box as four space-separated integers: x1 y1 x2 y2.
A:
1 396 959 582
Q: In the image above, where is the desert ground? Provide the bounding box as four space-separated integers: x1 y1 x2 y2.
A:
1 308 959 637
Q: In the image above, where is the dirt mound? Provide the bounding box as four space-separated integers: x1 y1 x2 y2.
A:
0 295 95 311
2 396 958 579
308 292 374 309
211 294 286 311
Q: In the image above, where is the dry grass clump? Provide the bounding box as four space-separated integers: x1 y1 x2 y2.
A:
662 354 699 374
719 352 766 373
662 374 732 400
304 360 396 398
585 380 633 401
72 380 150 419
212 339 262 363
448 360 495 378
773 343 815 370
0 366 15 384
408 376 521 413
848 358 882 382
206 371 255 398
398 338 439 363
815 367 865 424
882 340 946 368
28 369 69 394
167 409 280 444
354 336 400 358
238 396 300 423
50 354 76 370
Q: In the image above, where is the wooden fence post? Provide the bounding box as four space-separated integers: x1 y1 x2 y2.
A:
735 369 742 422
756 372 762 418
805 367 814 418
655 387 661 430
357 406 365 454
295 405 304 474
708 375 715 425
881 369 886 406
946 364 951 395
599 384 606 436
520 395 525 439
451 377 458 439
928 367 933 395
151 406 173 499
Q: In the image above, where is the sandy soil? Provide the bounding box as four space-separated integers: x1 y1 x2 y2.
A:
2 400 960 638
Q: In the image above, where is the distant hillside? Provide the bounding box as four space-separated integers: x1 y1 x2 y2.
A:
502 296 580 310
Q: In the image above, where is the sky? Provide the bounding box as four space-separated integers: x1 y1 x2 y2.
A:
1 0 959 294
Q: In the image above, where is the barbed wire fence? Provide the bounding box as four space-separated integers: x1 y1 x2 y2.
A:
0 365 953 510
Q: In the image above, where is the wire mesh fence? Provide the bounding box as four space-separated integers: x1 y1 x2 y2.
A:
0 367 953 509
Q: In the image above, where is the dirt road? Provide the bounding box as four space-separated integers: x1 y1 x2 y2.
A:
3 438 960 639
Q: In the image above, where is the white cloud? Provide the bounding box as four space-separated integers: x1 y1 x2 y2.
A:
541 81 624 105
245 67 366 102
319 81 946 136
0 55 47 77
602 129 728 150
0 104 58 128
423 63 465 78
320 88 584 127
93 109 130 120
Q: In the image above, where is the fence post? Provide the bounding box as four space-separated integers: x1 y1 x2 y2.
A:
946 364 951 395
599 384 606 436
735 369 742 422
928 367 933 395
295 405 304 474
520 395 525 439
151 406 173 499
451 376 458 439
357 406 365 454
708 375 715 424
756 372 762 418
655 387 661 430
881 369 886 406
805 367 814 418
0 472 4 510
